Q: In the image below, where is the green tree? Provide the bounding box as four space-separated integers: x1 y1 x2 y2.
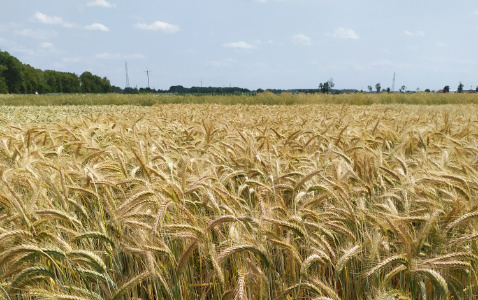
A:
80 71 104 93
34 68 48 93
100 76 112 93
443 85 450 93
169 85 187 93
457 82 464 93
23 64 48 94
80 72 95 93
319 78 334 93
44 70 61 93
375 83 381 93
111 85 123 93
0 78 7 93
0 50 26 93
62 72 81 93
124 87 138 94
0 64 8 93
0 49 110 94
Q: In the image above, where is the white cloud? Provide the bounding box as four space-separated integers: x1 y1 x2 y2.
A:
329 27 359 39
292 34 312 45
134 21 180 33
223 41 255 49
402 30 425 37
85 23 110 32
87 0 115 8
34 12 62 25
34 12 74 28
16 28 57 39
436 42 447 47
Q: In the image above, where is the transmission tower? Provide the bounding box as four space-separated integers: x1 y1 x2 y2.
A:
145 68 151 88
125 61 130 88
392 72 396 92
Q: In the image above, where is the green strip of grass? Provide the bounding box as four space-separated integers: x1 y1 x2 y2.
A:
1 92 477 106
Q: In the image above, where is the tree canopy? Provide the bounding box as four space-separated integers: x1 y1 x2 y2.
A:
0 49 113 94
457 82 464 93
319 79 334 93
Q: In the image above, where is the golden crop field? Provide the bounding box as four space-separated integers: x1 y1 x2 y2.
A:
1 103 478 299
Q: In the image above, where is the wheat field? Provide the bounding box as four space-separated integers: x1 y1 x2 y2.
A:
1 103 478 299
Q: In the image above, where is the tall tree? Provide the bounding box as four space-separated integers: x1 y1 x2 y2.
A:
457 82 464 93
0 51 26 93
443 85 450 93
80 71 104 93
319 78 334 93
375 83 381 93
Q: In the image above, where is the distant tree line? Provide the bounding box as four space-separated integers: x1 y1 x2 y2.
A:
0 50 115 94
121 85 254 95
4 49 475 96
168 85 252 94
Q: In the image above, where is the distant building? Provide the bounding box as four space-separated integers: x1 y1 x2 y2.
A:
437 89 457 93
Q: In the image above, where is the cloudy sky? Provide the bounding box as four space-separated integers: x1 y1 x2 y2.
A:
1 0 477 91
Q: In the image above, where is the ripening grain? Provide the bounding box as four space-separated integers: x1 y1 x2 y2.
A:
0 103 477 299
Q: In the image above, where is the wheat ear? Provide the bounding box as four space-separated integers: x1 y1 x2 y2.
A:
111 271 151 300
366 254 408 278
415 268 448 297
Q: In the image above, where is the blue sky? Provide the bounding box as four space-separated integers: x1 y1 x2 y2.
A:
1 0 477 91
